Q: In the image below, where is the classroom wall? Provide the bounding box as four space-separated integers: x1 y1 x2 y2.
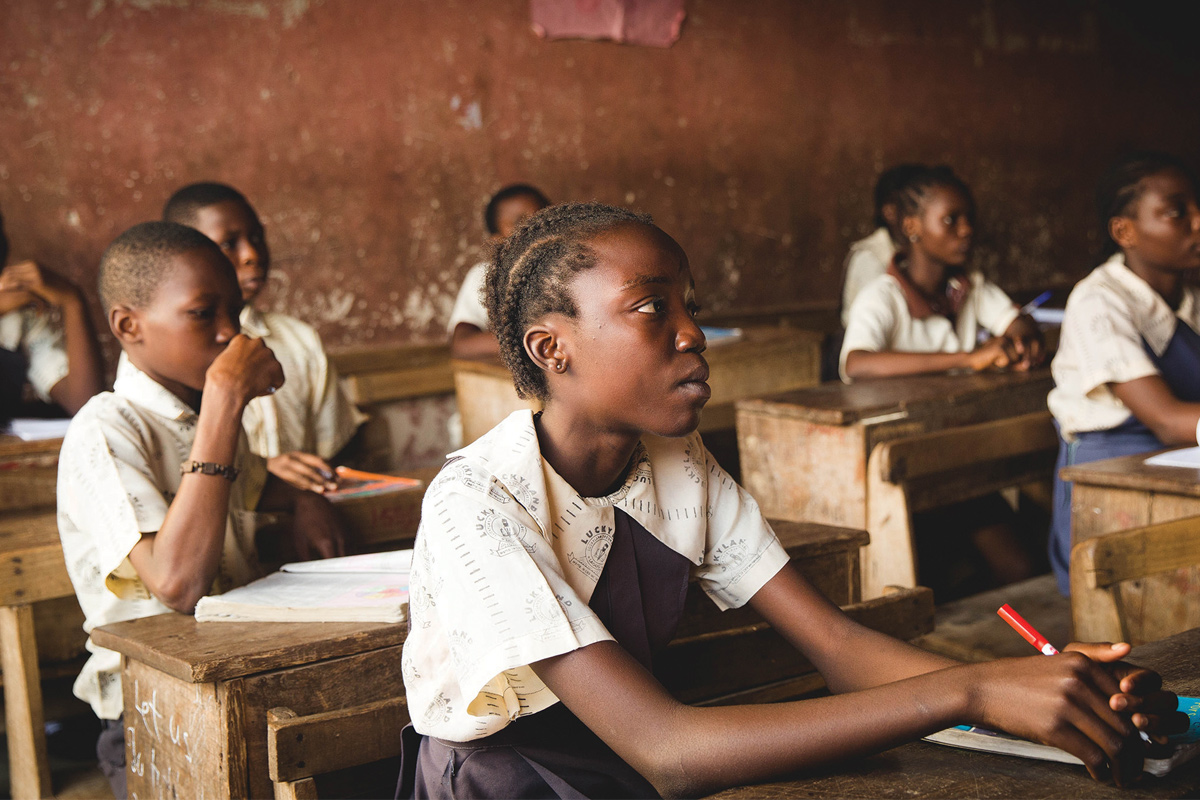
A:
3 0 1199 356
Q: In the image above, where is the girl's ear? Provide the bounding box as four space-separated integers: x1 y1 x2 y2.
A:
1109 216 1137 250
901 215 921 243
110 306 142 346
524 321 567 375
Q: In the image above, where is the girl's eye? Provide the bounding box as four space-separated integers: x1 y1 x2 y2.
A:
688 303 702 318
943 216 955 227
220 240 236 251
635 299 665 315
189 307 216 320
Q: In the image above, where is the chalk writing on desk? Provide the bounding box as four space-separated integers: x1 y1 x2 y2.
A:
127 677 205 800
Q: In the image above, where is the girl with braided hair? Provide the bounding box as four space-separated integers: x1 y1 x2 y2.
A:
840 165 1044 382
397 202 1183 799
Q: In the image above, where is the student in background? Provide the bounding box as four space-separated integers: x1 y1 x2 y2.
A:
447 183 550 359
840 163 926 327
840 165 1043 381
0 209 103 418
58 222 346 797
1047 151 1200 594
398 202 1183 799
163 183 366 494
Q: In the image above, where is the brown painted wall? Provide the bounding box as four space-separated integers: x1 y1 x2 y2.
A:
2 0 1198 357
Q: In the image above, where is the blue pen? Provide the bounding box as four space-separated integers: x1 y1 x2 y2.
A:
1021 290 1053 314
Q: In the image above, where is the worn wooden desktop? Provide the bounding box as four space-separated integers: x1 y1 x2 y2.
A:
707 626 1200 799
453 326 824 444
736 370 1055 597
91 615 407 800
1061 450 1200 644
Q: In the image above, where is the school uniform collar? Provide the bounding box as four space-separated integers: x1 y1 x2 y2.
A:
239 305 270 338
112 357 198 423
1098 253 1197 356
449 409 709 600
851 227 895 266
886 255 971 321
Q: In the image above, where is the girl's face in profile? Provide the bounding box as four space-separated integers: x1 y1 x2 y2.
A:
1120 169 1200 273
551 223 710 439
907 185 974 268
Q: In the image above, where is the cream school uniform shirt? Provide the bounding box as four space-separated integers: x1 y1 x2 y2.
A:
446 262 490 333
57 360 267 719
239 307 366 459
841 227 895 327
1048 254 1200 441
403 410 790 742
0 306 69 401
839 270 1020 382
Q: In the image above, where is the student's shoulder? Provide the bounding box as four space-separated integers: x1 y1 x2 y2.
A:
254 310 323 344
61 391 154 457
1063 261 1140 316
425 412 532 502
846 272 906 317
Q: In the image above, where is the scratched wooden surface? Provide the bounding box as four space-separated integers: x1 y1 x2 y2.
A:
737 370 1053 528
708 627 1200 799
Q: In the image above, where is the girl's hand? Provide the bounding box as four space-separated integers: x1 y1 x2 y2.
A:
0 261 78 308
1064 642 1189 741
1003 315 1046 371
966 337 1013 372
268 451 339 493
966 651 1147 785
291 491 348 560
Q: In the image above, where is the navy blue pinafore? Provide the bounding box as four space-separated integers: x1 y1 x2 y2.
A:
1049 319 1200 594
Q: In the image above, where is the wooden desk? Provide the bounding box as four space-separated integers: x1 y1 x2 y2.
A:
453 326 824 444
0 435 61 514
1062 451 1200 644
708 626 1200 799
737 371 1054 597
92 615 406 800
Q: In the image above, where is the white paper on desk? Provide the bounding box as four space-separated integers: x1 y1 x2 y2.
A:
194 571 407 623
1145 447 1200 469
5 418 71 440
281 549 413 575
699 326 743 346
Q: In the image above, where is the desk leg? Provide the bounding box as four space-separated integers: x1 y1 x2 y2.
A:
0 604 53 800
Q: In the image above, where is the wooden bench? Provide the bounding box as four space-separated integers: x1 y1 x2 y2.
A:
0 509 81 800
862 411 1058 598
1070 516 1200 644
267 698 409 800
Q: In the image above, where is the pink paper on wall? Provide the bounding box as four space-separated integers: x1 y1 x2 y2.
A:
530 0 685 48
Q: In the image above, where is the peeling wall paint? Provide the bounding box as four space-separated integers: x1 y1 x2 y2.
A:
1 0 1199 362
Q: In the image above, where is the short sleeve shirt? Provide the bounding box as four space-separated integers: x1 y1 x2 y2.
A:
446 262 490 333
239 307 367 459
56 360 267 719
841 228 895 327
402 410 790 742
1048 254 1200 440
839 270 1020 382
0 306 69 402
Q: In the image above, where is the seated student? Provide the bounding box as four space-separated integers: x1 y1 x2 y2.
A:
448 183 550 359
162 183 366 494
0 209 104 418
840 165 1043 382
1047 151 1200 594
398 202 1183 799
840 162 926 327
57 222 347 798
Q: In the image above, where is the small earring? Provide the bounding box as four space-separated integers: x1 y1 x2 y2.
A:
554 361 566 373
908 233 920 243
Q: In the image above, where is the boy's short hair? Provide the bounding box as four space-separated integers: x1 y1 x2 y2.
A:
163 182 252 226
98 221 221 310
485 184 551 235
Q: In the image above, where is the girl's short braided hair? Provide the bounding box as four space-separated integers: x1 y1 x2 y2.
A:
485 201 652 401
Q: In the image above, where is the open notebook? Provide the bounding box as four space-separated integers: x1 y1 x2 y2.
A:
925 695 1200 777
194 549 411 623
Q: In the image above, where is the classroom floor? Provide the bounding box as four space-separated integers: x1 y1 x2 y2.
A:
0 717 114 800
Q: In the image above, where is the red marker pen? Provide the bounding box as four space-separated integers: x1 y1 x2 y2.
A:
998 603 1059 655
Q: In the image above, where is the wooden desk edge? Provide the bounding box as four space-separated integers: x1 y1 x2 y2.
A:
92 614 407 684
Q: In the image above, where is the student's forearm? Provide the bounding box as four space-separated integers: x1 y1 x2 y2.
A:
133 389 246 612
844 349 970 379
48 293 104 413
1110 376 1200 445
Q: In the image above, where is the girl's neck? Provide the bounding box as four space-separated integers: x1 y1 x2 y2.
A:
534 405 641 498
902 250 949 296
1124 251 1184 309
